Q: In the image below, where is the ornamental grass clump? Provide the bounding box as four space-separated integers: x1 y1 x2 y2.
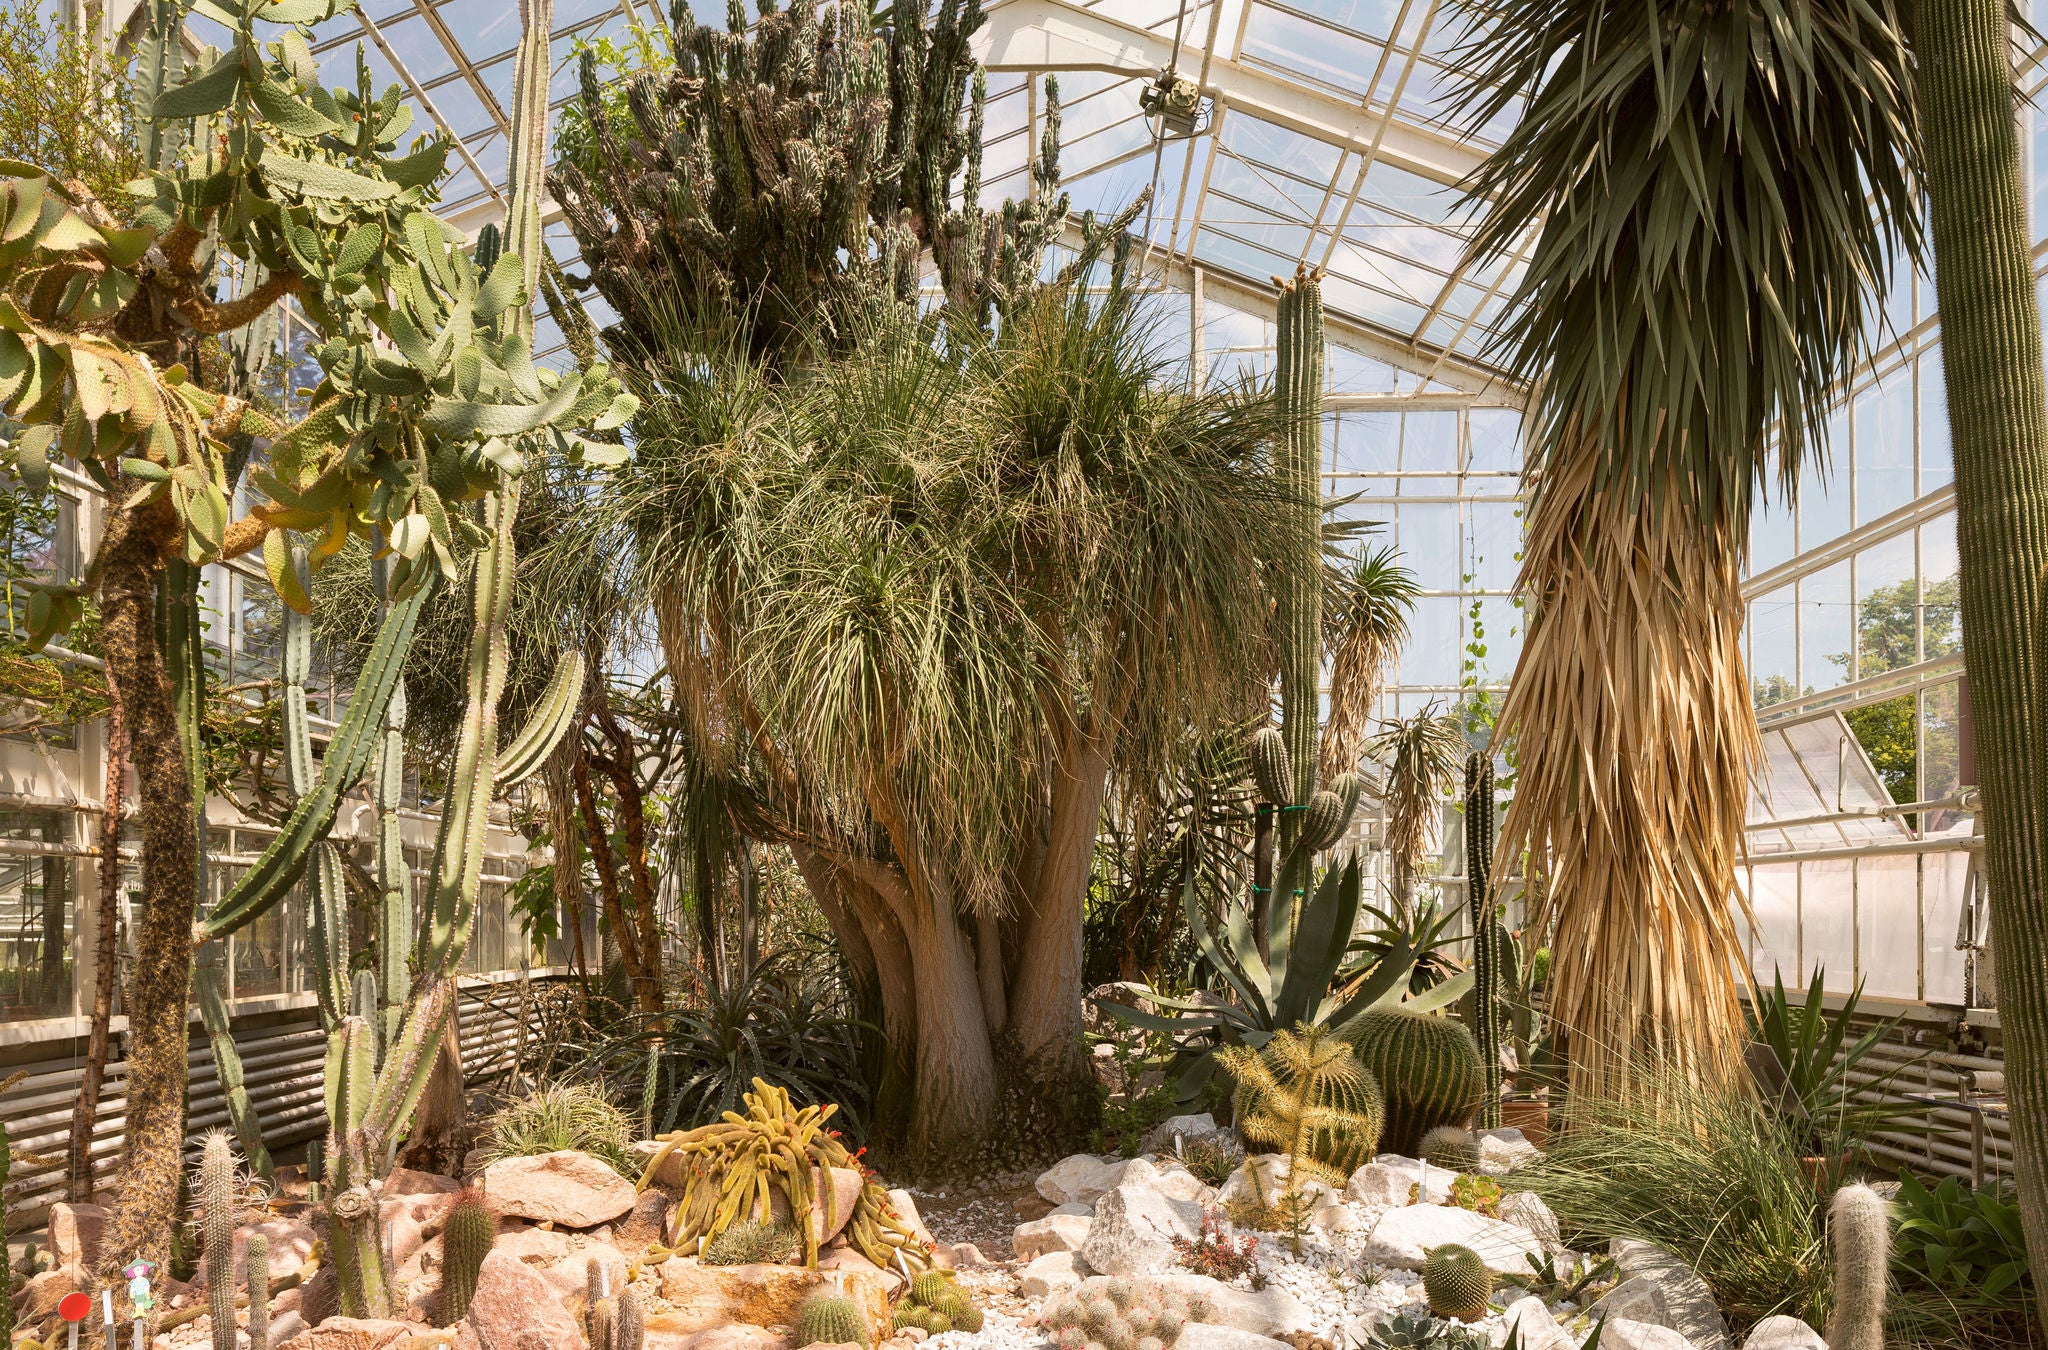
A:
476 1084 638 1178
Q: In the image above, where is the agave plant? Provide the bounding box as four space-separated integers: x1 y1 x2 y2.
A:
1104 845 1472 1097
1745 967 1921 1158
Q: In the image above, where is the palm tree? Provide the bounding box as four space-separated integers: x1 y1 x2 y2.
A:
1912 0 2048 1314
591 286 1288 1166
1319 545 1421 784
1447 0 1925 1101
1365 707 1465 923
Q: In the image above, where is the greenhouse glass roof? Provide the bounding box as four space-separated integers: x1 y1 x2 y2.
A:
171 0 1528 387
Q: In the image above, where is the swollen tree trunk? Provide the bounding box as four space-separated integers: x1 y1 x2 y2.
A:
93 496 196 1276
1008 719 1111 1089
1913 0 2048 1315
68 675 125 1201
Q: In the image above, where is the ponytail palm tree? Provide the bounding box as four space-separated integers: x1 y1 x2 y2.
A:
1365 706 1464 922
1450 0 1924 1100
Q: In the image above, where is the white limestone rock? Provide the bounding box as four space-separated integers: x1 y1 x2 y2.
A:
1741 1317 1827 1350
1360 1203 1544 1276
1173 1325 1295 1350
1599 1239 1733 1350
1600 1320 1699 1350
1140 1113 1225 1157
1502 1297 1577 1350
1478 1127 1543 1173
1078 1183 1202 1276
1013 1206 1093 1260
1018 1250 1085 1297
1036 1154 1161 1206
1498 1190 1565 1254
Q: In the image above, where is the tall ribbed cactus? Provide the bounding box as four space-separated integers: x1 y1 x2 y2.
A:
438 1189 495 1326
1914 0 2048 1318
317 0 584 1315
1826 1184 1888 1350
1345 1006 1486 1156
1272 265 1327 857
1463 752 1502 1129
198 1131 239 1350
246 1231 270 1350
195 961 274 1183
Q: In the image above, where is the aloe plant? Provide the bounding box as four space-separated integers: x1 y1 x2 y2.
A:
1104 845 1472 1098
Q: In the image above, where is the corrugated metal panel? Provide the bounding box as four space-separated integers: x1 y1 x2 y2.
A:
1 975 562 1234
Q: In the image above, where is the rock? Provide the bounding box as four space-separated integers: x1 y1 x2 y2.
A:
1600 1321 1698 1350
617 1189 675 1248
266 1311 308 1350
192 1220 319 1293
384 1167 464 1196
495 1225 574 1266
291 1320 412 1350
1217 1155 1288 1210
1036 1154 1160 1207
1019 1250 1085 1296
655 1259 892 1342
797 1343 865 1350
1600 1239 1732 1350
1360 1204 1544 1276
1742 1318 1827 1350
1356 1155 1456 1204
885 1189 937 1249
1150 1168 1217 1207
48 1201 107 1272
1478 1128 1541 1173
1079 1183 1202 1276
1149 1274 1312 1339
1140 1113 1223 1157
678 1328 790 1350
480 1150 637 1228
1013 1208 1093 1259
1309 1201 1358 1233
942 1242 988 1268
1502 1298 1576 1350
814 1168 865 1243
461 1251 586 1350
1498 1191 1564 1254
817 1247 899 1297
630 1139 680 1188
17 1270 83 1324
1174 1323 1296 1350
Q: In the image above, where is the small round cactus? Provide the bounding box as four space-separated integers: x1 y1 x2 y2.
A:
796 1292 870 1349
1419 1125 1482 1175
1083 1297 1118 1335
911 1269 952 1307
1104 1278 1137 1311
1422 1244 1492 1322
1053 1328 1087 1350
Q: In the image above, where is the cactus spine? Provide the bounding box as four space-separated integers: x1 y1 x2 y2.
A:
1419 1125 1480 1174
1464 751 1503 1129
1421 1244 1491 1321
200 1131 239 1350
439 1189 494 1325
1272 266 1327 856
1344 1006 1486 1156
582 1258 643 1350
246 1231 270 1350
796 1292 870 1349
1220 1025 1383 1184
1826 1184 1888 1350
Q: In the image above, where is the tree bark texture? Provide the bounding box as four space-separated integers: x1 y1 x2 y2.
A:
93 496 196 1278
68 673 125 1202
1914 0 2048 1317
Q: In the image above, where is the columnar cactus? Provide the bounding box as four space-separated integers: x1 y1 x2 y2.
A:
2 1107 15 1347
195 963 274 1184
1421 1244 1491 1322
199 1131 239 1350
246 1232 270 1350
1272 265 1327 850
1463 751 1503 1128
1826 1184 1888 1350
438 1189 495 1325
1345 1007 1486 1156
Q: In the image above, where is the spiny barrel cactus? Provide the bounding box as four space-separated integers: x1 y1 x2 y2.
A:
1039 1281 1196 1350
438 1188 495 1325
1422 1244 1490 1322
701 1217 797 1266
1419 1125 1481 1175
1463 751 1503 1129
1222 1026 1384 1181
796 1292 870 1348
199 1130 240 1350
1345 1007 1485 1157
1827 1184 1888 1350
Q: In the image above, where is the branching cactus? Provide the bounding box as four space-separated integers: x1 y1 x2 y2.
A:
1463 751 1503 1128
1827 1184 1888 1350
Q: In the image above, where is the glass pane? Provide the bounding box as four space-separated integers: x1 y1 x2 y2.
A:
1751 585 1798 709
1465 500 1521 592
1853 374 1915 525
1400 596 1463 688
1800 859 1856 992
1855 532 1917 677
1799 562 1853 696
1922 514 1961 659
1332 411 1400 474
1921 682 1967 831
1920 354 1952 492
1800 409 1852 550
1751 499 1796 576
1922 850 1971 1005
1858 855 1921 1001
1747 863 1800 982
1401 410 1459 472
0 811 71 1021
